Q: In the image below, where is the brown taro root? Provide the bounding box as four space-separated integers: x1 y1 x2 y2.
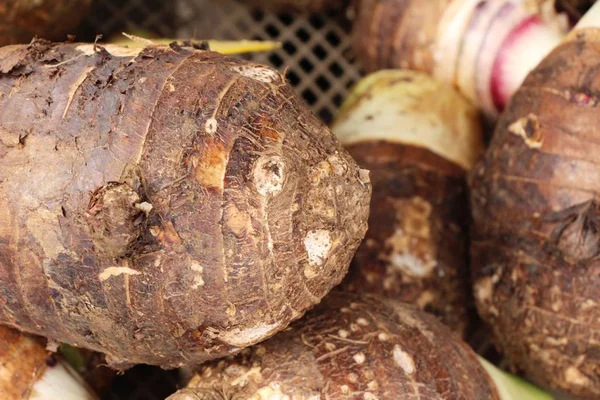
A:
470 29 600 399
0 326 96 399
0 41 371 369
167 291 502 400
243 0 347 14
0 0 93 46
332 70 484 337
350 0 570 117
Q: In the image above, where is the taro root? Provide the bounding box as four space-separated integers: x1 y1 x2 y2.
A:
470 28 600 399
0 0 93 46
0 41 371 369
350 0 570 117
333 70 483 337
167 291 551 400
0 326 96 399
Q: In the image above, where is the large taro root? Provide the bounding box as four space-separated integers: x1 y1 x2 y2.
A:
0 40 371 369
167 291 502 400
0 0 93 46
470 28 600 399
333 70 484 337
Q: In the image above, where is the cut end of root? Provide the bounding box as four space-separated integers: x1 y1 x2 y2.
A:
30 360 97 400
333 70 484 170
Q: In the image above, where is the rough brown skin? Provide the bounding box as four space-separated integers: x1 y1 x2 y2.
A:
470 29 600 399
167 291 501 400
341 142 472 337
0 40 371 369
0 326 53 399
243 0 348 14
0 0 93 46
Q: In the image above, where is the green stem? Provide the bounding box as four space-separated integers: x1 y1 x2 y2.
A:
477 356 554 400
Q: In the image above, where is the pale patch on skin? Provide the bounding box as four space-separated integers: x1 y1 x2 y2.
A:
304 230 332 268
474 277 494 304
509 114 543 149
205 118 218 134
327 154 348 176
311 160 332 186
253 156 285 196
564 366 591 386
189 261 204 289
192 138 228 190
474 267 503 318
249 382 291 400
230 65 281 84
224 203 254 237
218 322 281 347
98 266 141 281
26 208 66 260
383 197 437 278
377 332 389 342
393 345 415 375
353 352 366 364
135 201 153 214
581 299 597 310
228 366 263 387
76 44 143 57
416 290 436 309
358 169 371 185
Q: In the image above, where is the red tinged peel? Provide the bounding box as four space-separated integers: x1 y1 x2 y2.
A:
351 0 569 117
491 15 543 110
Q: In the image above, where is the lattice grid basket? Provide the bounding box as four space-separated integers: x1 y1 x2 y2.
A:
74 0 362 398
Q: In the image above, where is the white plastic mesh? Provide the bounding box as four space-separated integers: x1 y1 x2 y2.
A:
78 0 361 125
